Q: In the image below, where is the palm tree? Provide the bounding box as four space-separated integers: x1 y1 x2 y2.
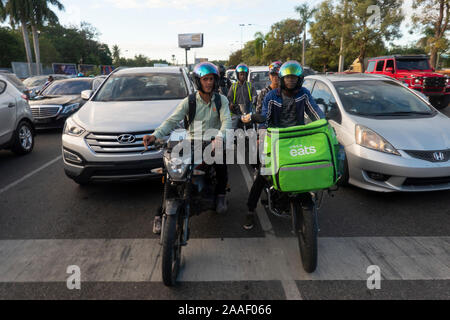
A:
30 0 64 75
254 31 266 63
2 0 34 75
295 3 317 66
112 45 121 65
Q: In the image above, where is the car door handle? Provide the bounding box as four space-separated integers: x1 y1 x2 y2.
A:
8 103 15 108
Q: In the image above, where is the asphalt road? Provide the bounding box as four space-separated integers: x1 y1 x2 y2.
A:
0 108 449 300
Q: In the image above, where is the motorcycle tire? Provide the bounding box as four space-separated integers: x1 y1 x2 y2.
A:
161 213 183 286
291 198 318 273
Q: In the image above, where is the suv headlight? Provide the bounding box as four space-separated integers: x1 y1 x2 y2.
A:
64 117 85 136
62 103 80 114
355 125 400 156
164 154 189 180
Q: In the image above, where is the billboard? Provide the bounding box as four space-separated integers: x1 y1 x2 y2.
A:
178 33 204 49
78 64 96 74
52 63 77 75
100 65 114 75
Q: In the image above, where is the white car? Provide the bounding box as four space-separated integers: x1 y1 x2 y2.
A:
62 67 194 185
248 66 270 95
0 78 35 155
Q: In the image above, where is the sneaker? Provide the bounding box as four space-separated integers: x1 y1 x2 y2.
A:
216 194 228 214
153 216 162 234
243 212 255 230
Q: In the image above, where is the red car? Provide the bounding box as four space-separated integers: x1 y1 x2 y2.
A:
365 55 449 109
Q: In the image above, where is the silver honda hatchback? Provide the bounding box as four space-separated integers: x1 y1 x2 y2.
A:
304 73 450 192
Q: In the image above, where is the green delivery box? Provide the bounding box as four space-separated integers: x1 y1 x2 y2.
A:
262 119 340 193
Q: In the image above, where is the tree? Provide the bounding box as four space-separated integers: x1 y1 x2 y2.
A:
112 44 120 65
254 31 266 62
0 26 25 67
295 3 317 66
263 19 303 63
30 0 64 74
2 0 34 75
228 49 242 66
412 0 450 68
348 0 404 71
308 0 341 72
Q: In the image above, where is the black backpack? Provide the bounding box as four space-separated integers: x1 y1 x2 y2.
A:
184 92 222 129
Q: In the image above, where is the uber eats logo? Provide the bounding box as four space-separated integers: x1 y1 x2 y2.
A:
289 144 317 157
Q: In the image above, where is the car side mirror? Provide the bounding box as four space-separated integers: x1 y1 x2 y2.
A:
385 67 394 73
81 90 93 100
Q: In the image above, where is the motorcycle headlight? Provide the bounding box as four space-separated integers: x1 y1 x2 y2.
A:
355 125 400 156
164 154 189 180
62 103 80 114
63 117 85 136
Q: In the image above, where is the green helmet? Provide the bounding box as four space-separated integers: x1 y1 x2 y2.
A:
279 60 305 91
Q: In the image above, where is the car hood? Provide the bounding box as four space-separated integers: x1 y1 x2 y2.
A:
29 95 80 106
73 99 183 132
350 113 450 150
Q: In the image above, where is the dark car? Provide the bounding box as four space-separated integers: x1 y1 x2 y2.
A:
29 78 99 129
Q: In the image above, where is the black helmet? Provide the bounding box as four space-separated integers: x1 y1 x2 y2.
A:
218 65 226 77
192 62 220 93
279 60 305 91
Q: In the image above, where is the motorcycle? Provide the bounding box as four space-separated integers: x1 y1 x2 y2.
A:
148 129 223 286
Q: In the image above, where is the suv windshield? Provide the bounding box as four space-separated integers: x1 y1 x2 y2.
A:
42 80 92 95
334 80 434 116
250 71 270 91
94 73 188 101
396 59 431 71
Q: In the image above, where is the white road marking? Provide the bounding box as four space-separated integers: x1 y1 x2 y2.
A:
0 237 448 282
0 155 62 195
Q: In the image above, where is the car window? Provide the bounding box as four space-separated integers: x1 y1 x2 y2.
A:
303 79 315 92
42 80 93 95
94 73 188 101
385 59 395 70
1 73 26 91
396 59 431 71
93 78 105 90
0 80 6 94
311 81 341 123
250 71 270 91
334 80 434 116
376 60 385 72
366 61 376 72
23 76 47 87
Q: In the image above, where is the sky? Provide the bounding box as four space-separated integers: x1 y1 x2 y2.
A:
39 0 420 64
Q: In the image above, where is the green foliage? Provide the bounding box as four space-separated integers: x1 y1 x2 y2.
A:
0 26 25 67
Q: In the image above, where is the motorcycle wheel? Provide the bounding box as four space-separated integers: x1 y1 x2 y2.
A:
291 198 318 273
161 213 183 286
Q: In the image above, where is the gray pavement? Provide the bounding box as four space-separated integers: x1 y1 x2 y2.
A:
0 122 449 299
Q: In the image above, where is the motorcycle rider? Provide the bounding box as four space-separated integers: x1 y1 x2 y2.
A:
241 60 325 230
255 61 282 114
218 65 232 96
227 63 257 129
143 62 232 234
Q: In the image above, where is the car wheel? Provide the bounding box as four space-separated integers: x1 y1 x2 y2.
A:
11 121 34 155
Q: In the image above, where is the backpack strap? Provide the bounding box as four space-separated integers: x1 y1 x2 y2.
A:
184 92 197 129
214 93 222 116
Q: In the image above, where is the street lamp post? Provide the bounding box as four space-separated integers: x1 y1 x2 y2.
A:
239 24 254 50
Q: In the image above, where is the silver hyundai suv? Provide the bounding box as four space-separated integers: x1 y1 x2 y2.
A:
62 67 194 185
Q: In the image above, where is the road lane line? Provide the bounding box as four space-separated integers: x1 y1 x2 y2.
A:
239 164 303 300
0 155 62 195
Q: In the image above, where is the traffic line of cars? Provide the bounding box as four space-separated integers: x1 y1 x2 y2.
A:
1 66 449 192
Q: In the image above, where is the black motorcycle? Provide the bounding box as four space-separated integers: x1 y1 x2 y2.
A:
149 129 223 286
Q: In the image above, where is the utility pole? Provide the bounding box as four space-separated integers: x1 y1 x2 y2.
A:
338 0 349 72
185 48 190 67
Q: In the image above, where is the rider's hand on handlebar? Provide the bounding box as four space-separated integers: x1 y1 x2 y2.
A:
241 113 252 124
143 135 156 150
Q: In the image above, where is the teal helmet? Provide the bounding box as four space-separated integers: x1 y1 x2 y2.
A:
235 63 249 78
279 60 304 91
192 62 219 93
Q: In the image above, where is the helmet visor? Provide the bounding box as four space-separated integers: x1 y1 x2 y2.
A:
194 63 218 78
279 61 303 78
236 65 249 73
